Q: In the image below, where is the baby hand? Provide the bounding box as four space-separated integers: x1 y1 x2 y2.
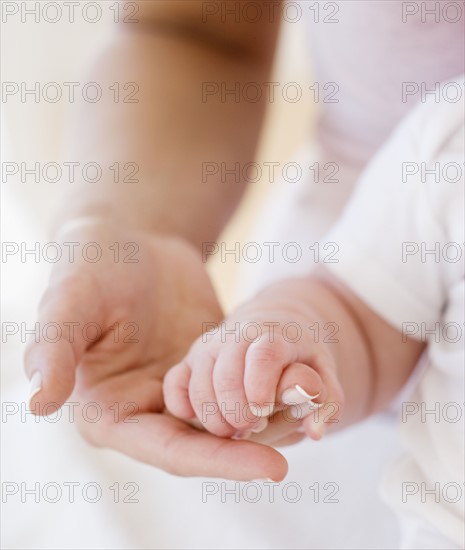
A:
163 293 344 441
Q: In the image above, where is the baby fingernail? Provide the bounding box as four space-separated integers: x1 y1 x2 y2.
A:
313 422 326 439
232 430 252 441
249 404 274 418
253 478 275 483
251 417 268 434
308 417 326 440
28 371 42 408
281 384 320 406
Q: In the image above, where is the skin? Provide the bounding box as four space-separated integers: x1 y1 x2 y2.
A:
25 1 288 480
24 1 425 480
55 0 280 243
25 220 289 481
164 269 425 444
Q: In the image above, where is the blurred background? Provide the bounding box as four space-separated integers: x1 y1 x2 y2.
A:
1 3 400 548
2 4 316 309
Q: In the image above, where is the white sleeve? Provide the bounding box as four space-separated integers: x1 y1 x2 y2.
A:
324 88 465 335
324 81 465 547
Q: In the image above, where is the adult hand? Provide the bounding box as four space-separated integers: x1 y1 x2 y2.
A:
24 220 288 480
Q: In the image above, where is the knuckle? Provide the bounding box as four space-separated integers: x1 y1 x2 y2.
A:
191 335 218 356
163 363 184 388
214 375 243 396
248 339 287 366
189 390 216 416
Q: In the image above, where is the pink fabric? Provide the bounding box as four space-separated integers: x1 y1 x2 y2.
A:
305 0 464 170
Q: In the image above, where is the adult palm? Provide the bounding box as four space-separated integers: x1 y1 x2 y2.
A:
24 221 287 480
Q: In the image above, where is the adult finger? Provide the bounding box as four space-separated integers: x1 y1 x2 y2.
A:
24 273 105 412
101 412 289 481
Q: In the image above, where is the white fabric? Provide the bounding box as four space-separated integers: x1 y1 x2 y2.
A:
399 513 463 550
304 0 465 171
325 84 465 548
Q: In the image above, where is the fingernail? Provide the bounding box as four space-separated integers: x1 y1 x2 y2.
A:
28 371 42 408
231 430 252 441
314 423 326 439
308 416 326 440
251 417 268 434
281 384 320 406
253 478 275 482
249 404 274 418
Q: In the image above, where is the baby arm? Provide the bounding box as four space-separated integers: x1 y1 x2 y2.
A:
163 266 425 440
